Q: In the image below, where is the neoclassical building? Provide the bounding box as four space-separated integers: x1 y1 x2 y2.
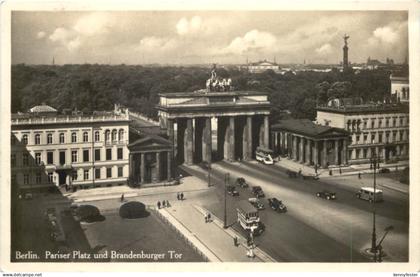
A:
316 100 409 164
271 119 350 168
11 104 130 192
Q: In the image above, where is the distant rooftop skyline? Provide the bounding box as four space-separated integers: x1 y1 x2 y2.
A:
12 11 408 65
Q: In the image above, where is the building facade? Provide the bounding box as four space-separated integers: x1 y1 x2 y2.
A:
271 119 350 168
316 102 409 164
390 75 409 103
247 60 280 74
11 105 130 192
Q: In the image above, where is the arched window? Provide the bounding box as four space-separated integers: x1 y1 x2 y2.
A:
71 132 77 143
35 134 40 145
118 129 124 142
112 129 117 142
95 131 100 142
22 134 28 144
47 133 53 144
59 133 65 143
105 130 110 142
83 132 88 142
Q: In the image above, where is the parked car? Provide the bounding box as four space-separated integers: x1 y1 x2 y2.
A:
379 168 390 174
268 198 287 212
251 186 265 198
227 185 239 196
316 190 336 200
248 198 265 210
236 177 249 188
23 193 33 200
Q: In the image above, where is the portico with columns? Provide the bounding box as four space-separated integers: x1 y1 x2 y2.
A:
157 91 271 165
271 119 350 168
128 135 173 185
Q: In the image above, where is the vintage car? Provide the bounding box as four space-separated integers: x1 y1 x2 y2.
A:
251 186 265 198
248 197 265 210
316 190 336 200
268 197 287 212
227 185 239 196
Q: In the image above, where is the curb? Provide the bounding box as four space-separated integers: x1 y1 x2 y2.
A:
193 205 277 262
155 208 222 262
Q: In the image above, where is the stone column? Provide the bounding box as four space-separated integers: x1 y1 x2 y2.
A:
184 118 193 165
225 117 235 161
335 139 339 165
140 153 145 184
300 137 305 163
263 115 269 148
167 151 172 180
313 141 319 166
342 139 348 165
306 139 311 164
292 135 297 160
243 116 253 160
282 132 286 154
156 152 161 182
203 117 212 163
322 140 328 168
129 153 133 184
167 119 174 139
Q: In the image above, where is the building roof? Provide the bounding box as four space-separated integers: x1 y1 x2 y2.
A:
271 119 349 139
28 104 57 113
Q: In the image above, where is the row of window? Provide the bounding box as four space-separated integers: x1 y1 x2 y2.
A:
13 166 125 185
12 129 125 145
353 129 409 145
11 148 124 167
349 145 406 160
347 116 409 132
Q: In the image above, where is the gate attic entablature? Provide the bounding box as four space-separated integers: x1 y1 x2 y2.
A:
156 90 271 165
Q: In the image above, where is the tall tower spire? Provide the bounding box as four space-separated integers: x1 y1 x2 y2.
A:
343 34 350 70
52 56 55 65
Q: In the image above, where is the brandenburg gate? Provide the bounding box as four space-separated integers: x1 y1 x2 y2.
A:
156 72 271 165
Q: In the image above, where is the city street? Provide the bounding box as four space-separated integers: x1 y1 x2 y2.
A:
182 160 409 262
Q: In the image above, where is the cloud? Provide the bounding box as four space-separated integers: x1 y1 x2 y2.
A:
36 31 46 39
368 22 404 45
73 12 114 36
222 29 278 54
49 27 73 44
137 36 178 52
176 16 203 35
315 43 333 55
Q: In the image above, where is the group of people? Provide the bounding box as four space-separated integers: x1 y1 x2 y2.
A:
157 200 170 209
204 212 212 223
176 192 185 201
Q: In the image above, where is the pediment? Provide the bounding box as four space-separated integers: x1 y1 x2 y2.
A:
128 135 172 151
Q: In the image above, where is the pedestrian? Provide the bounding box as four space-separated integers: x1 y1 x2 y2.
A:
180 192 184 200
233 236 238 247
157 201 161 209
177 192 180 200
298 169 302 176
339 168 342 175
329 169 332 176
166 200 170 207
358 172 361 179
207 212 211 222
204 214 208 223
162 200 166 207
120 193 125 202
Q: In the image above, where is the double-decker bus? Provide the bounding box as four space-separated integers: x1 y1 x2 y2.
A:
255 146 275 165
236 200 264 235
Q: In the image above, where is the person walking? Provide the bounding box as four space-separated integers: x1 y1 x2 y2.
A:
180 192 184 200
177 192 180 200
358 172 361 179
204 214 208 223
233 236 238 247
157 201 161 209
120 193 125 202
166 200 170 207
207 212 211 223
162 200 166 207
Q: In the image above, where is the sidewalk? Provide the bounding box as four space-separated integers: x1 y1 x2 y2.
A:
158 202 270 262
275 157 409 178
65 175 210 203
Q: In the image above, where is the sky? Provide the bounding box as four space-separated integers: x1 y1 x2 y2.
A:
11 11 408 65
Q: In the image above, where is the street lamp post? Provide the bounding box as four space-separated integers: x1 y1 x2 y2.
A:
370 152 381 261
377 225 394 262
223 173 229 228
208 162 211 187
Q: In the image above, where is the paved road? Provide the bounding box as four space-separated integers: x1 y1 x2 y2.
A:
182 160 409 262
